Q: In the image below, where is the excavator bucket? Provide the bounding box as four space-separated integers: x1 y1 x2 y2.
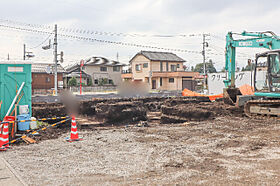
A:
223 88 242 105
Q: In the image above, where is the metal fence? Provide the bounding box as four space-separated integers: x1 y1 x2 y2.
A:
69 86 117 93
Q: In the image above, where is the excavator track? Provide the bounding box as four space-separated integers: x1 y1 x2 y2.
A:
244 99 280 119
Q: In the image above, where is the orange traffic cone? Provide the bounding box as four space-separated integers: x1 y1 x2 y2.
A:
0 122 9 151
66 116 82 142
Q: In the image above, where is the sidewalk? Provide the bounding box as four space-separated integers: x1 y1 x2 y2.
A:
0 155 26 186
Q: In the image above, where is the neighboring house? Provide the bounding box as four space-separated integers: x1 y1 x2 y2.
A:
63 69 91 87
122 51 199 91
65 56 126 87
32 63 65 94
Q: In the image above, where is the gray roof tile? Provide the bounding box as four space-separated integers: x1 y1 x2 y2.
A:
66 56 125 72
132 51 185 62
32 63 65 73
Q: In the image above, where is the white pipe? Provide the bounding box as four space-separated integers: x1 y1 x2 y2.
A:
5 82 25 117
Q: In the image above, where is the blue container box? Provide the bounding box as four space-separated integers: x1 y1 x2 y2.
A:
17 114 30 131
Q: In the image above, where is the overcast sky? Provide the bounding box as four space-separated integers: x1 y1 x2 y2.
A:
0 0 280 70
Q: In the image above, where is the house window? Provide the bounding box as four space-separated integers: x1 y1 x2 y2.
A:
166 62 169 71
109 79 113 84
136 64 141 71
46 77 51 83
94 79 98 84
143 63 148 68
160 62 163 72
169 78 174 83
177 64 180 68
171 65 177 72
160 77 162 86
100 67 107 72
113 66 120 72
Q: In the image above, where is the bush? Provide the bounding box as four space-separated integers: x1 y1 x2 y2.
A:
98 78 108 86
68 77 77 87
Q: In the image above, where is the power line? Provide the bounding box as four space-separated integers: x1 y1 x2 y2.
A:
0 23 202 54
27 33 53 49
0 18 206 38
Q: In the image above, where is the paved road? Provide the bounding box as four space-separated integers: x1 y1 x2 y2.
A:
32 92 181 103
0 155 26 186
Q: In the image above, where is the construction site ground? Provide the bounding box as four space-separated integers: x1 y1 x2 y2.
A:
3 100 280 185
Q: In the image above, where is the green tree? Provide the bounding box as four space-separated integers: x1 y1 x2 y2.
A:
87 78 93 86
242 63 255 71
68 77 77 87
191 66 194 72
193 61 217 73
98 78 108 86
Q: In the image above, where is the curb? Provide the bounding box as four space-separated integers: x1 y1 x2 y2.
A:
1 157 28 186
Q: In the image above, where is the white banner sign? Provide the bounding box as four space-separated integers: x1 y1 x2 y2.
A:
207 71 266 95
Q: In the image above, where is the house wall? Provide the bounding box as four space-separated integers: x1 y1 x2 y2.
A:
154 77 182 91
130 54 186 91
131 55 150 81
83 65 123 85
150 61 184 72
32 73 63 89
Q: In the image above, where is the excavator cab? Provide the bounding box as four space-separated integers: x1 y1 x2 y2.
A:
254 50 280 93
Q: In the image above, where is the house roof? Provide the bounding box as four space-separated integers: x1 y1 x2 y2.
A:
32 63 65 73
130 51 186 63
64 71 91 78
66 56 126 72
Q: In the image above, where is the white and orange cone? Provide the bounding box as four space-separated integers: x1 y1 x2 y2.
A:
0 122 9 151
66 116 82 142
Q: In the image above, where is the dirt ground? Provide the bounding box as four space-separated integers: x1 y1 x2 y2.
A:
3 101 280 185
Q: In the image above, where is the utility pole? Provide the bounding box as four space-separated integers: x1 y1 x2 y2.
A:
53 24 58 96
202 34 210 94
23 44 26 60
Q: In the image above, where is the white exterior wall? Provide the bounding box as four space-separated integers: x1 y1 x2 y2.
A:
83 65 123 85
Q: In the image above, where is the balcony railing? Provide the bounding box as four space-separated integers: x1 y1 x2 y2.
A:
122 70 132 74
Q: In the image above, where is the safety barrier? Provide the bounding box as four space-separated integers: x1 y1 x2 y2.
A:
1 117 71 147
0 116 69 125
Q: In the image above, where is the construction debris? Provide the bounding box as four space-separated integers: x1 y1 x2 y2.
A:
22 136 36 144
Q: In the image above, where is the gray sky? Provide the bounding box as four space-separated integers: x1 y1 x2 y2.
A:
0 0 280 70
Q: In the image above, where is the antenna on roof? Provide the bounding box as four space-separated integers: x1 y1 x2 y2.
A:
116 52 119 61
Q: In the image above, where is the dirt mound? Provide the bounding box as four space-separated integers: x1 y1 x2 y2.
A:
95 101 147 123
161 105 212 124
161 102 244 124
32 97 244 126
